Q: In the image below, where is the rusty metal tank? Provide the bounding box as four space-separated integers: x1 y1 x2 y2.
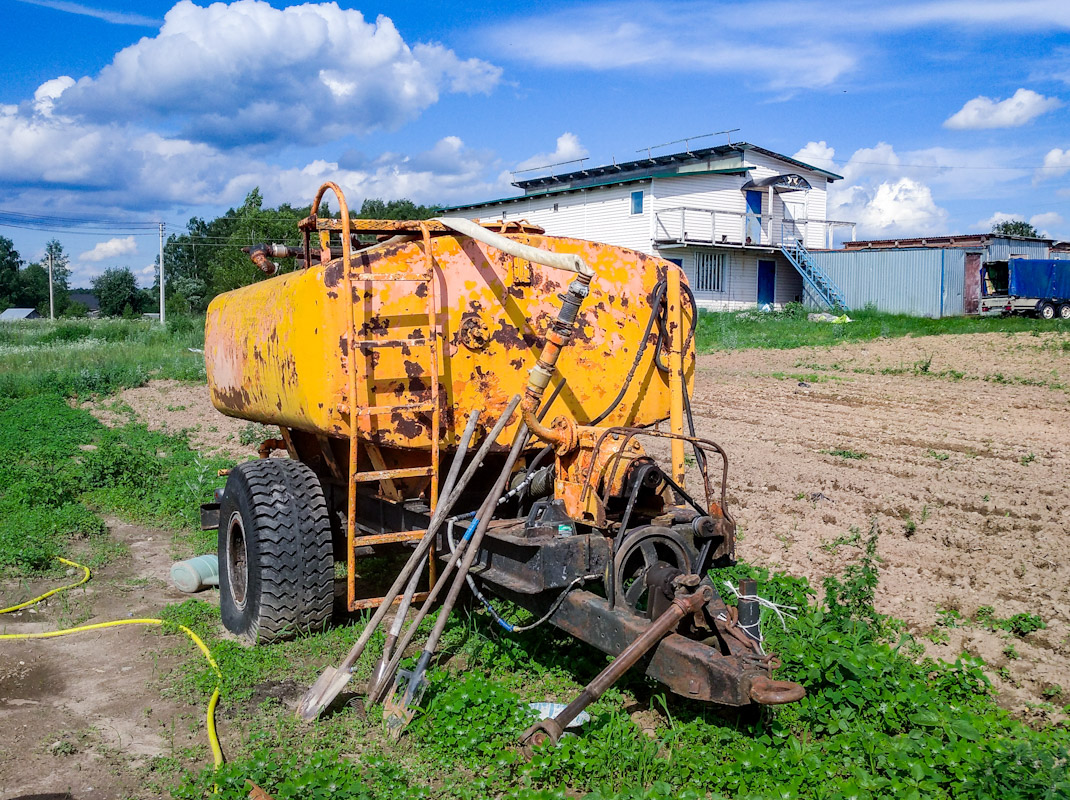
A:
204 223 695 452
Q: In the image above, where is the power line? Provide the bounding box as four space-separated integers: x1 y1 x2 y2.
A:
0 209 161 228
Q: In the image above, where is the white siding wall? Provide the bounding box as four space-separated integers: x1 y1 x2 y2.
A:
450 149 833 311
457 181 655 255
651 173 750 243
739 151 832 250
667 248 803 311
776 261 805 305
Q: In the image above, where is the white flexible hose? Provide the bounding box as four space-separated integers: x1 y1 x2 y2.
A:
433 217 595 278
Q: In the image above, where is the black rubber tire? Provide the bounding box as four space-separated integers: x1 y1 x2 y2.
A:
1058 303 1070 321
218 459 334 643
1039 302 1056 320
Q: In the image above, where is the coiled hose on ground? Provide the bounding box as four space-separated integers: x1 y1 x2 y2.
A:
0 556 226 769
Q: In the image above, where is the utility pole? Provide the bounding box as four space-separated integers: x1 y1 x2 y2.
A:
48 249 54 320
158 222 166 325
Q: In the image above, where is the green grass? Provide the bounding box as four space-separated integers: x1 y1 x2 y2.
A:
822 447 869 460
0 316 206 398
695 306 1070 352
168 526 1070 800
0 317 229 575
3 316 1068 799
0 392 230 574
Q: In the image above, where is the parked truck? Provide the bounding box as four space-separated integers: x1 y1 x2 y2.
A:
980 258 1070 319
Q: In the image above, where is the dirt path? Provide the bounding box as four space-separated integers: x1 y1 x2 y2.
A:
689 331 1070 715
0 520 219 800
84 380 260 461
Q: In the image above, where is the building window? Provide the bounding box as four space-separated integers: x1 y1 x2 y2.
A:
630 190 644 215
695 252 725 293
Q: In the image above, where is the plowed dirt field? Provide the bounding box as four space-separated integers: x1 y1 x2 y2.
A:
688 330 1070 715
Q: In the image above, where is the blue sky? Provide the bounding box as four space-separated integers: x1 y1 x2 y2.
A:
1 0 1069 287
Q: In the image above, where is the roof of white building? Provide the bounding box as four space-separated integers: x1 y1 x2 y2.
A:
442 142 842 212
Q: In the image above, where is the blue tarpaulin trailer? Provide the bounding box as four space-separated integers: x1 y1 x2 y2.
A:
981 259 1070 319
1008 259 1070 300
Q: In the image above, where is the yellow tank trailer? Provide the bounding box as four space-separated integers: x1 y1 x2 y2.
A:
201 182 802 728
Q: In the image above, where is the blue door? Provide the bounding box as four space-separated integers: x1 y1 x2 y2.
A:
745 191 763 243
757 260 776 307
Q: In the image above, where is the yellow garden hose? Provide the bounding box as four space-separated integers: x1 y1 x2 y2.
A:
0 557 225 768
0 556 90 614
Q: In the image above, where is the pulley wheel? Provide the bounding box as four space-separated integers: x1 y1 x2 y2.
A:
612 526 692 616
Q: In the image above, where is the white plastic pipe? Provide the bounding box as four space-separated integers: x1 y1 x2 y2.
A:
434 217 595 278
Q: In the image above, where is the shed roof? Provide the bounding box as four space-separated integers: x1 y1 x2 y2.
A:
844 233 1053 250
0 308 41 320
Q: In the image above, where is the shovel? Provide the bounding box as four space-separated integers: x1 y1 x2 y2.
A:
380 423 529 734
296 403 512 722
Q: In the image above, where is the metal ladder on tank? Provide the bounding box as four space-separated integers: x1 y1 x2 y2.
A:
347 222 442 610
308 184 441 611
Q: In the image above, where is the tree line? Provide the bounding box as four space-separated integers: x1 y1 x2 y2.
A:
0 189 435 318
162 189 435 315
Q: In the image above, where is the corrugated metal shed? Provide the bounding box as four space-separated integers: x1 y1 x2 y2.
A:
0 308 41 320
809 248 966 318
983 236 1050 262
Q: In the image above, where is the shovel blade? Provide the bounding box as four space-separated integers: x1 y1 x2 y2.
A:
296 666 352 722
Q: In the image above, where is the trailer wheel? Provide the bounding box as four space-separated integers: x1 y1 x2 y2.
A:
1039 302 1056 320
218 459 334 643
1058 303 1070 320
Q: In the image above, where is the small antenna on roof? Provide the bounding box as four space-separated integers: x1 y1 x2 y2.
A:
511 157 589 181
637 129 741 157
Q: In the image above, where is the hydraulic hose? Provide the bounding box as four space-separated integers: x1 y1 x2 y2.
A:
433 217 594 279
0 557 225 769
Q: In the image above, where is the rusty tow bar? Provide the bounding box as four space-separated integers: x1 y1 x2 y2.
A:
522 579 714 747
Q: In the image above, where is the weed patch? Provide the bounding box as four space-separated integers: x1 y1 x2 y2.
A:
822 447 869 460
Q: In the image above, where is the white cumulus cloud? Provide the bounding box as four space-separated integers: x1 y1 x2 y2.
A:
78 236 138 262
55 0 502 148
1039 147 1070 180
1029 212 1064 237
793 141 837 171
514 133 589 172
944 88 1061 130
797 141 950 237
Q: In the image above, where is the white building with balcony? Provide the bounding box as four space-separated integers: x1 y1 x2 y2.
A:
442 142 856 310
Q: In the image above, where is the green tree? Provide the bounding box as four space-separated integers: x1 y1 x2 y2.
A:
92 267 142 316
0 236 23 310
15 263 50 312
991 219 1040 238
358 198 436 220
44 239 71 312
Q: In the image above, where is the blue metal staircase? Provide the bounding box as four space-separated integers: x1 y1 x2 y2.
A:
780 241 848 311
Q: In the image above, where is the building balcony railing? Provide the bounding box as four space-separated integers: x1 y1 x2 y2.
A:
653 206 856 249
